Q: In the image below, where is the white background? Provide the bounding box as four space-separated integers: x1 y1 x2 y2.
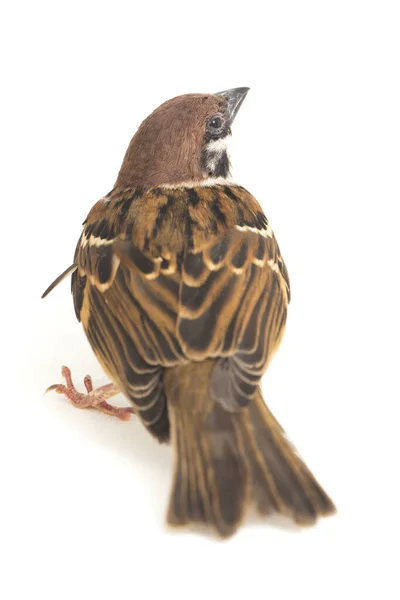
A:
1 1 399 598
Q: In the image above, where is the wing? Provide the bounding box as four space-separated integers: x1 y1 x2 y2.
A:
178 221 290 411
68 185 290 439
72 241 185 442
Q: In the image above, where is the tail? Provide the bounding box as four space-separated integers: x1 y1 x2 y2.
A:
165 361 336 538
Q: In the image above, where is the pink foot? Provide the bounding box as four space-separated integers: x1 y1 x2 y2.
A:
46 366 135 421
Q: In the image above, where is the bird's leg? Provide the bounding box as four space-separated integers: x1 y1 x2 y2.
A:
46 366 135 421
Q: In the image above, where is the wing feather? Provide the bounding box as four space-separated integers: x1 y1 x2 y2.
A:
67 185 290 438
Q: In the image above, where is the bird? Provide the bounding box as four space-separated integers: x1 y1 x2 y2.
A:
43 87 336 537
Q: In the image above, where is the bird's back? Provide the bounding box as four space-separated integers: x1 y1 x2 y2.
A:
72 184 289 440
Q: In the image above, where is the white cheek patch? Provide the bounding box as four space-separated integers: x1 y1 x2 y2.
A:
206 138 229 154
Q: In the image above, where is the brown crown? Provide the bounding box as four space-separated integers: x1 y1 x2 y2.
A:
115 94 226 188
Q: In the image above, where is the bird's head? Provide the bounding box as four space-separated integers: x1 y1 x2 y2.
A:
116 87 249 188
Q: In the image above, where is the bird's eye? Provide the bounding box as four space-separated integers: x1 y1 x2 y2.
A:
207 114 225 135
210 117 222 129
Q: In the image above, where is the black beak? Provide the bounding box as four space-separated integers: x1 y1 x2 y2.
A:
215 87 250 124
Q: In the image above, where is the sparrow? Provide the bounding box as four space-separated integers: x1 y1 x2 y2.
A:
43 87 336 537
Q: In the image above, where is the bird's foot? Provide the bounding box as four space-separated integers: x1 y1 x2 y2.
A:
46 366 134 421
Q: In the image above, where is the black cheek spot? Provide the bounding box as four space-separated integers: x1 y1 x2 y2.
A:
214 151 230 178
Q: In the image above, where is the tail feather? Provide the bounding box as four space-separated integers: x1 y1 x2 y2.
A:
244 396 335 524
168 397 248 537
204 405 248 532
165 361 335 537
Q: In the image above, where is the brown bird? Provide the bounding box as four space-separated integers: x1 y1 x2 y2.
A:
43 88 336 537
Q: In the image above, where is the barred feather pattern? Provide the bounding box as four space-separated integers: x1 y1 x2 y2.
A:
72 184 290 440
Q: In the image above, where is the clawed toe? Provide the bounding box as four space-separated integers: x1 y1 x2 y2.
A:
45 366 134 421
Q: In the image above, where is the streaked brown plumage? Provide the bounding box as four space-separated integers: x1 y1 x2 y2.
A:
43 88 335 537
